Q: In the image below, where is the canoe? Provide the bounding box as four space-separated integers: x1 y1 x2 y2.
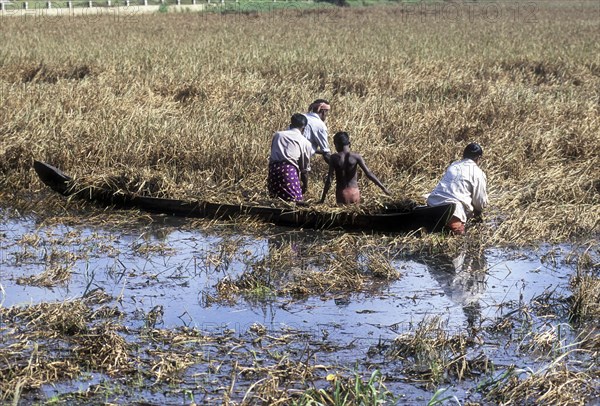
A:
33 161 455 233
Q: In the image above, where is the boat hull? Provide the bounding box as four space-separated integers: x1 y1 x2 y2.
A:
33 161 454 233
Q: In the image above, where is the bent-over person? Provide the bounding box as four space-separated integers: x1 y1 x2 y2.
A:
319 132 390 205
427 143 488 235
268 113 313 202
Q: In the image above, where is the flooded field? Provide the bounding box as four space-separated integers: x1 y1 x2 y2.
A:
1 208 598 404
1 1 599 403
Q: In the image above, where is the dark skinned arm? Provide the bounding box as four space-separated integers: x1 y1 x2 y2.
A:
319 163 335 203
301 171 309 195
314 149 331 164
357 155 391 195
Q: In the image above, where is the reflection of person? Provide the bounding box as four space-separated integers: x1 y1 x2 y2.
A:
319 132 390 205
303 99 332 163
427 143 488 235
424 249 487 331
268 114 312 202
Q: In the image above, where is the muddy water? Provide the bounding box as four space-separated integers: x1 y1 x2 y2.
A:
0 209 584 403
1 213 570 332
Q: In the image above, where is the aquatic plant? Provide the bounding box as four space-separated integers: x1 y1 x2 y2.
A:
294 369 395 405
387 316 488 385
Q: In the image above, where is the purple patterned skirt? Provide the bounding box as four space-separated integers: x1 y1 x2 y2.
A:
268 161 303 202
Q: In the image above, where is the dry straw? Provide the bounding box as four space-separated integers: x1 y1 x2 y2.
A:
0 2 597 246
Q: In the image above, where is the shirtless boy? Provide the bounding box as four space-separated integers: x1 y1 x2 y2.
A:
319 132 390 205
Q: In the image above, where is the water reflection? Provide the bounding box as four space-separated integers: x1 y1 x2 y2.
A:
420 248 488 331
1 209 571 339
266 229 316 257
263 230 491 328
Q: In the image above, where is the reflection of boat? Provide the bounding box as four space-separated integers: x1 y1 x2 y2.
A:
33 161 454 233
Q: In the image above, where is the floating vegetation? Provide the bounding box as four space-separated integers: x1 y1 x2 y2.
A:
569 271 600 323
481 362 597 406
214 233 401 300
386 316 488 385
16 264 73 287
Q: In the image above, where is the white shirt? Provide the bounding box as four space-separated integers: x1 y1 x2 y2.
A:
302 112 330 156
426 159 488 222
269 128 312 173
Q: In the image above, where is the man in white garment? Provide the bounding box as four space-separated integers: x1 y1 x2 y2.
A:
303 99 331 163
427 143 488 235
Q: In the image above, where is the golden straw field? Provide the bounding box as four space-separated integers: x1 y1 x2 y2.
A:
0 2 599 241
1 2 600 404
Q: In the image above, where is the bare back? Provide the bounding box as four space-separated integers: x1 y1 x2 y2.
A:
320 141 389 204
330 151 361 190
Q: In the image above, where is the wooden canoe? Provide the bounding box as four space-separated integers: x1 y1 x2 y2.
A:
33 161 455 233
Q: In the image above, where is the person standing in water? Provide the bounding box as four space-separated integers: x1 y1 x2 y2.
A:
319 131 390 205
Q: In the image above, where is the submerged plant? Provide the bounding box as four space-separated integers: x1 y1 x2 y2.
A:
427 386 460 406
480 361 596 405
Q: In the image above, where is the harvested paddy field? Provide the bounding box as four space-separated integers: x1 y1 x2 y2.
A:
1 1 599 404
